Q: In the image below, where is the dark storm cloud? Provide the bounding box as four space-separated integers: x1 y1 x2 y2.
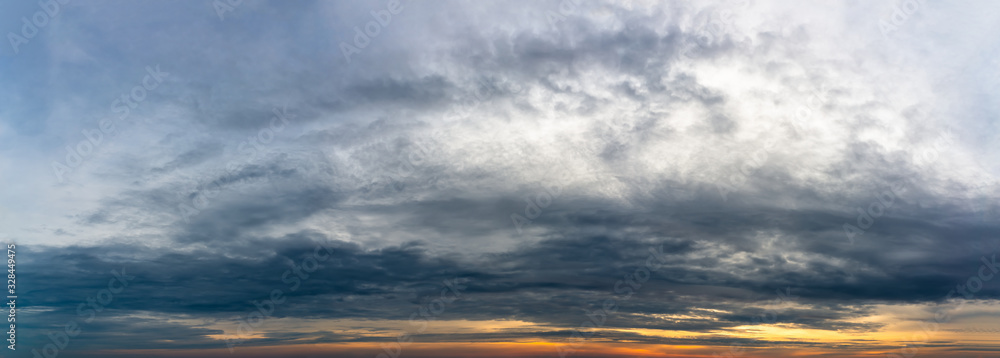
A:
18 196 1000 350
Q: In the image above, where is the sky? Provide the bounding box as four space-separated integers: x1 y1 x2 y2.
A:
1 0 1000 357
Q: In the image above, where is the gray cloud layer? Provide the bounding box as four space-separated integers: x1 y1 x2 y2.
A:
3 0 999 354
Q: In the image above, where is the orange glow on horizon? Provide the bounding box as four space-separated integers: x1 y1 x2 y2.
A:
80 341 993 358
85 301 1000 358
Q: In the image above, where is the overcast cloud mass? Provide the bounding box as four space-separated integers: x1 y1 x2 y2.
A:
1 0 1000 357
